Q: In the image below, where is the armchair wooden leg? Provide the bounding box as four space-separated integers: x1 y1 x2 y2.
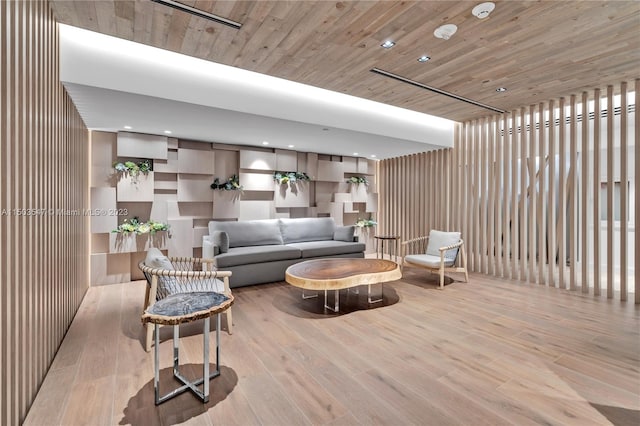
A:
226 309 233 335
146 323 154 352
439 270 445 289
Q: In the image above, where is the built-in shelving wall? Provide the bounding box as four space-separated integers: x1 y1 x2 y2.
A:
90 131 377 285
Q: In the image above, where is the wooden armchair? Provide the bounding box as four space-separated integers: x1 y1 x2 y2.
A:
139 250 233 352
401 230 468 289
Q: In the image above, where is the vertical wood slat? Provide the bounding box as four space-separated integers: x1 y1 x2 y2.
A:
480 118 488 274
635 79 640 304
511 110 519 279
473 121 481 272
503 114 511 278
494 117 502 277
619 82 628 301
0 1 89 424
528 104 536 283
488 117 495 275
593 89 601 296
558 98 567 289
606 85 614 298
519 107 527 281
569 94 577 291
538 102 547 285
581 92 589 293
547 100 556 287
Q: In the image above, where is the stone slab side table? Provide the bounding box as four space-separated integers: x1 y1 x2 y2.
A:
141 291 234 405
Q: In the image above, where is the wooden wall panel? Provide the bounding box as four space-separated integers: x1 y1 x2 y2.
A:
1 1 89 424
379 80 636 304
636 79 640 304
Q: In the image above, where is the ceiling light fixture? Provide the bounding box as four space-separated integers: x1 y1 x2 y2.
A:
164 130 172 134
434 24 457 40
380 40 396 49
417 56 431 63
124 125 132 129
370 68 506 114
472 2 495 19
287 144 294 148
496 87 507 92
262 141 269 145
353 152 359 156
370 154 377 158
151 0 242 29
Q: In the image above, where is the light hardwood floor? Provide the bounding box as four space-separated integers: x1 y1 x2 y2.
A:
25 268 640 426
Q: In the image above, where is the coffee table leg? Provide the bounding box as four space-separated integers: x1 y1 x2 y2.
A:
302 288 318 299
368 283 383 303
324 289 339 312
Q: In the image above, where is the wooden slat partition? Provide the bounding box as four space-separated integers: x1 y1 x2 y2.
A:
1 1 89 424
379 81 636 303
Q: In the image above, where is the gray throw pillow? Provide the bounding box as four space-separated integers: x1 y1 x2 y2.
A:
333 225 355 242
212 230 229 253
145 247 174 270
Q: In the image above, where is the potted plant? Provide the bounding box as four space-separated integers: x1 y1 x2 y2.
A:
210 174 243 191
273 171 310 185
113 159 152 182
346 176 368 186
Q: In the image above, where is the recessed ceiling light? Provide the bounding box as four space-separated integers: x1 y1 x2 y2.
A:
380 40 396 49
370 154 377 158
417 56 431 63
353 152 359 156
472 2 495 19
434 24 457 40
288 144 294 148
262 141 269 145
496 87 507 92
124 125 132 130
164 130 172 134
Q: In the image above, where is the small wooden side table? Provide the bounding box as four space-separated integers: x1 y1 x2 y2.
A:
141 291 234 405
374 235 401 263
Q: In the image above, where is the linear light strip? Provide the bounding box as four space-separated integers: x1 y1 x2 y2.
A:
151 0 242 30
370 67 505 114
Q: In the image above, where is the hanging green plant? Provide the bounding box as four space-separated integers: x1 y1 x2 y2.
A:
355 218 377 228
113 159 151 177
273 171 310 185
346 176 369 186
210 174 243 191
112 217 170 235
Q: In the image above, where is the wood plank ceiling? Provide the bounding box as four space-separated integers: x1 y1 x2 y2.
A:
50 0 640 122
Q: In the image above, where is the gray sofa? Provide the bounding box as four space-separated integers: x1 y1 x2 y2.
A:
202 217 365 288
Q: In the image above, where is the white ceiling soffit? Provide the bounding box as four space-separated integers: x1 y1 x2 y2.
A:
59 24 454 157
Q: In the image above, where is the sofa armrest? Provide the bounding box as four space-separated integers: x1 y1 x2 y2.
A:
202 236 219 258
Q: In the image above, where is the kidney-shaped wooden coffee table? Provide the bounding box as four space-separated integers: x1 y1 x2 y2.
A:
285 258 402 312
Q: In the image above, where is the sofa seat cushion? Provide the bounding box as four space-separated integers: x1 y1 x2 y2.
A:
214 245 301 268
287 241 366 258
405 253 455 268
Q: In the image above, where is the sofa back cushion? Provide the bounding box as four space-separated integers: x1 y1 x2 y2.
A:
280 217 336 244
208 220 283 248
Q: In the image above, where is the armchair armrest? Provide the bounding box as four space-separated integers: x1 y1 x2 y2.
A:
401 235 430 256
438 240 463 252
